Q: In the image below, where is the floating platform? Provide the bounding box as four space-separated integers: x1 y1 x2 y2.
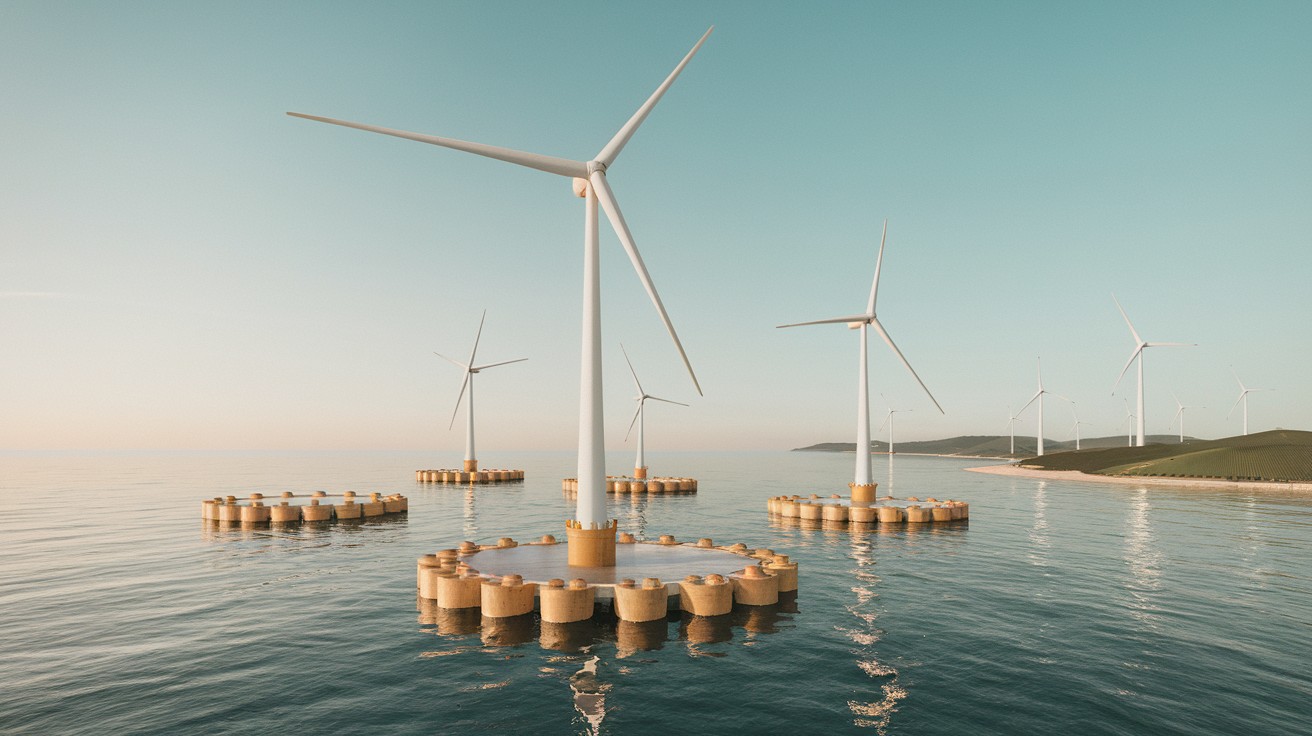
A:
415 469 524 484
202 491 408 524
416 532 797 627
560 476 698 494
767 494 968 527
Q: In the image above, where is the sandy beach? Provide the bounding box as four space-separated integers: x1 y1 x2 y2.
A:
965 462 1312 493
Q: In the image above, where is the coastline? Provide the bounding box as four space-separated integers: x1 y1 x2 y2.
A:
965 463 1312 493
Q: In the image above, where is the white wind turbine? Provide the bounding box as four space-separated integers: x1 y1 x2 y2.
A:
1111 295 1194 446
433 311 527 472
1067 401 1088 451
1017 358 1067 456
621 345 687 478
1006 405 1024 456
777 219 943 493
291 29 712 532
1228 369 1271 436
1167 391 1202 443
877 396 913 455
1122 398 1136 447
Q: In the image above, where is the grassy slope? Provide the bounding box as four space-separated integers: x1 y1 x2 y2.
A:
1018 429 1312 482
792 435 1186 458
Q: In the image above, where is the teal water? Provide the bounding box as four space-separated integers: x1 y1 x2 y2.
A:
2 451 1310 735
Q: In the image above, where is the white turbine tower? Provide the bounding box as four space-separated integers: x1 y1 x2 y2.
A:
1122 398 1136 447
877 397 913 455
290 29 712 559
778 219 943 500
1006 405 1024 456
1111 295 1194 446
621 345 687 479
1167 391 1202 444
1228 369 1271 436
1018 358 1067 456
1067 401 1088 451
433 311 527 473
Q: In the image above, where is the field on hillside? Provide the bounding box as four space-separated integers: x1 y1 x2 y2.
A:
1020 430 1312 482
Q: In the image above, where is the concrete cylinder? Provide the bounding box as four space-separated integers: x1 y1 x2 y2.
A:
658 535 677 545
678 479 693 492
476 471 490 483
634 466 648 480
302 501 332 522
851 483 878 503
618 532 636 544
334 501 363 520
540 578 595 624
648 480 665 492
361 500 385 517
481 575 536 618
417 556 446 600
458 540 479 555
877 506 904 523
217 501 242 523
567 520 617 567
781 500 800 518
240 503 270 524
905 505 931 523
437 571 483 609
822 504 849 522
201 499 215 521
270 503 300 523
731 564 780 606
613 578 668 623
849 505 877 523
680 574 732 617
628 480 646 493
384 496 406 513
765 555 799 592
906 496 920 502
799 502 823 520
726 543 749 554
958 502 970 519
750 548 774 560
462 459 478 473
931 505 953 522
415 470 424 482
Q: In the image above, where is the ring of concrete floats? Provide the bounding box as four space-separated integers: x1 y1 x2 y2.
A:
767 495 970 525
417 536 798 624
415 469 524 483
201 491 409 524
560 477 698 493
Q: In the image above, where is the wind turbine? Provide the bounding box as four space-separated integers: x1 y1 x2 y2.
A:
1122 398 1136 447
290 29 712 546
1017 358 1067 456
1006 405 1024 455
433 311 527 473
877 396 913 454
621 345 687 479
1111 295 1194 446
777 219 944 499
1067 401 1088 451
1228 369 1271 436
1167 391 1202 443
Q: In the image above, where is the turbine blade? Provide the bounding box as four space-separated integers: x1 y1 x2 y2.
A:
624 401 643 441
433 351 467 370
1019 390 1042 414
594 26 714 168
777 315 872 328
1112 346 1142 393
869 317 944 413
448 371 471 430
1231 367 1246 391
620 343 644 394
472 357 528 371
590 171 702 395
1112 293 1143 345
286 112 588 178
1145 342 1195 347
647 395 689 407
1227 393 1244 417
866 219 888 315
467 310 486 368
878 412 891 433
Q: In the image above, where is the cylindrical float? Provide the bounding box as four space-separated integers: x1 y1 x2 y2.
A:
613 578 668 623
849 505 877 523
731 564 780 606
931 505 953 522
877 506 904 523
302 500 332 522
437 571 484 609
539 578 595 624
905 505 931 523
822 504 849 522
240 503 270 524
217 501 242 523
765 554 799 593
680 574 732 617
799 502 823 520
481 574 536 618
270 503 300 523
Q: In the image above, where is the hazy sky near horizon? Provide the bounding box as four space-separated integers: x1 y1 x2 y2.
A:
2 1 1310 454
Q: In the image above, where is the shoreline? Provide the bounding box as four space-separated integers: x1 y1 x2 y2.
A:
965 463 1312 492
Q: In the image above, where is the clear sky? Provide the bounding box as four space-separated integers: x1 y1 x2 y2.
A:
2 1 1309 453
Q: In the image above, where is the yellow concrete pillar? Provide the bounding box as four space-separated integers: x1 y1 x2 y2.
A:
634 466 648 480
270 503 300 523
463 459 478 473
849 505 877 523
905 505 931 523
679 574 732 616
566 519 616 567
765 554 799 593
730 564 780 606
302 499 332 522
822 504 849 522
876 506 904 523
539 578 595 624
436 571 483 609
613 578 668 623
850 482 878 503
240 502 270 524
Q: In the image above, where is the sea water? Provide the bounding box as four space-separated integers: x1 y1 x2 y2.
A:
2 450 1309 734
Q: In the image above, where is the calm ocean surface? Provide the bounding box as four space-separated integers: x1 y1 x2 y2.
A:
2 450 1310 735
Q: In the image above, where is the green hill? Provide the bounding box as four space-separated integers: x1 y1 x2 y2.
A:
793 434 1189 459
1018 429 1312 482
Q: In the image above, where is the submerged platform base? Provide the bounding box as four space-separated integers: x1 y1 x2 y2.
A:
416 469 524 484
202 491 408 525
561 476 698 494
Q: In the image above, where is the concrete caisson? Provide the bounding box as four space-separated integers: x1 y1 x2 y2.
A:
539 578 595 624
614 578 669 623
730 564 780 606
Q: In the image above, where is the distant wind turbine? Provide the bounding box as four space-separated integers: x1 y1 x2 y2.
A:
1122 398 1136 447
1111 295 1194 446
434 311 527 472
877 395 912 454
1167 391 1202 443
291 28 713 531
1018 358 1068 456
1228 369 1272 436
778 219 943 494
621 345 687 478
1006 405 1024 455
1067 401 1088 451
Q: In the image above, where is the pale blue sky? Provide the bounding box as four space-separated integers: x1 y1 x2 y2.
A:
2 1 1309 452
